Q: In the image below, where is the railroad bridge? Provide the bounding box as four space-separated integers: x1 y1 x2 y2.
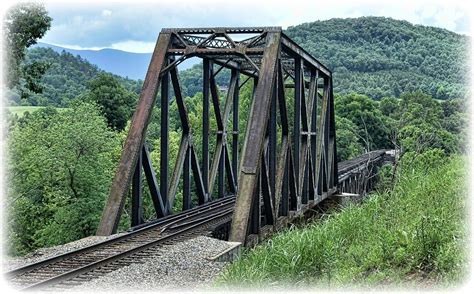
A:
6 27 395 290
96 26 392 243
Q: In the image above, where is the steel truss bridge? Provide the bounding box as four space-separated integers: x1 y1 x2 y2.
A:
95 26 392 243
5 27 396 290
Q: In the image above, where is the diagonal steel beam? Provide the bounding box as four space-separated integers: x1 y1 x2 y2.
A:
97 32 171 236
229 31 281 243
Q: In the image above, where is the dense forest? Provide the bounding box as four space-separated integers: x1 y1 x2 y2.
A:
5 47 143 107
285 17 470 100
4 7 469 268
5 17 470 107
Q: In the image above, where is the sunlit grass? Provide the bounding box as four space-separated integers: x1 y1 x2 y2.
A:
7 106 68 117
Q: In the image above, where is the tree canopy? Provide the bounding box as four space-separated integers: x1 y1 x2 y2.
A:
7 103 119 254
285 17 470 100
3 2 51 92
82 73 138 131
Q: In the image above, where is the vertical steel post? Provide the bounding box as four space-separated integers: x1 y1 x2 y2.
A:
311 74 318 199
269 78 277 206
203 59 210 198
324 81 330 192
131 148 143 227
329 76 338 186
302 155 309 204
183 146 191 210
232 74 240 183
293 57 302 193
160 66 170 213
218 148 225 198
249 176 261 234
280 156 289 216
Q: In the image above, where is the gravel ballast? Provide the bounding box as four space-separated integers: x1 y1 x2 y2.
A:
3 234 126 272
71 236 233 291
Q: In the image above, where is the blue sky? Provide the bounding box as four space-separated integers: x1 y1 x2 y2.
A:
32 0 472 53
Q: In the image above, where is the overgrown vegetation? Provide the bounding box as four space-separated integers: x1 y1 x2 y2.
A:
3 2 51 96
334 92 466 161
218 152 467 287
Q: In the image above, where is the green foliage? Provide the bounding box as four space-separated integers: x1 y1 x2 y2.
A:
334 91 466 157
3 2 51 87
7 102 119 255
335 93 390 150
3 2 52 95
395 92 463 154
82 73 138 131
178 63 231 98
7 47 143 107
218 155 467 287
335 117 363 161
285 17 470 100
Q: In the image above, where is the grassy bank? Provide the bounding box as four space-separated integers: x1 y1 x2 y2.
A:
219 152 468 288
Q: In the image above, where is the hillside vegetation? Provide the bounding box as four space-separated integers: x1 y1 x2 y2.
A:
5 17 470 107
219 152 467 287
6 47 142 107
285 17 470 100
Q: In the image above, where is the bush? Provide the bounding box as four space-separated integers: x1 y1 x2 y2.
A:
6 102 119 255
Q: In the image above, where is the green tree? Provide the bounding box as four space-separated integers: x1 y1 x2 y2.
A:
335 117 364 161
394 92 461 154
335 93 390 150
379 96 400 117
82 73 138 131
7 102 119 255
3 2 51 92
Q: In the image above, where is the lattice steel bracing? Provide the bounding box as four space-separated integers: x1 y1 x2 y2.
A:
96 27 338 244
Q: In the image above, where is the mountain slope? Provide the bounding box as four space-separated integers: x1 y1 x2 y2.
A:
33 42 199 80
10 17 469 107
33 42 152 80
285 16 470 99
11 47 142 107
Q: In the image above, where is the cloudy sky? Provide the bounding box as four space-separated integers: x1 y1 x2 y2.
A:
20 0 473 53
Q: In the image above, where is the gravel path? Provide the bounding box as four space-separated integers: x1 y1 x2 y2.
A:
70 236 233 291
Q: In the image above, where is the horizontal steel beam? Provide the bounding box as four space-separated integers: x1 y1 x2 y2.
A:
162 27 282 34
167 47 265 55
281 34 331 77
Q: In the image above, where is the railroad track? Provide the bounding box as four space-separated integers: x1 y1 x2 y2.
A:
337 150 386 179
5 196 236 291
5 150 391 291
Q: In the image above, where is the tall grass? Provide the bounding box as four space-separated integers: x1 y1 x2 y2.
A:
218 153 468 288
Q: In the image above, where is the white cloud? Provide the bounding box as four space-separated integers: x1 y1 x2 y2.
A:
101 9 112 17
46 42 105 51
39 0 471 49
110 40 156 53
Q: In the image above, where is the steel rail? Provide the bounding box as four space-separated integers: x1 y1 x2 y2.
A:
22 209 233 291
5 196 235 279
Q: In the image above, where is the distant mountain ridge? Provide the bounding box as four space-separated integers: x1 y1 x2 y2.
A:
32 42 152 80
20 16 469 106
